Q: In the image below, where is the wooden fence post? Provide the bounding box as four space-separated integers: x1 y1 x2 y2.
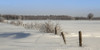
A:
55 27 57 35
79 31 82 47
61 32 66 44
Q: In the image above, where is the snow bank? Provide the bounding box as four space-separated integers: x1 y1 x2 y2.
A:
0 20 100 50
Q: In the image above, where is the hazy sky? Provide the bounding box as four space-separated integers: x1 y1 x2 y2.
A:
0 0 100 17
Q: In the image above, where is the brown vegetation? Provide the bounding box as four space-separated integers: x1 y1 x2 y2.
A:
1 15 73 20
0 14 100 20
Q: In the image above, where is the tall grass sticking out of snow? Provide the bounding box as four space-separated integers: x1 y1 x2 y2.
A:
10 20 62 34
39 21 62 34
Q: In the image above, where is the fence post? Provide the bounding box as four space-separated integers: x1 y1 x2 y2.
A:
61 32 66 44
79 31 82 47
55 27 57 35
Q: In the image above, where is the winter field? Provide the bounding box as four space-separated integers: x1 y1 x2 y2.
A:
0 20 100 50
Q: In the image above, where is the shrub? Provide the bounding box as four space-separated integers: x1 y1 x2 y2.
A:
16 20 23 26
10 21 16 25
39 21 62 33
34 22 42 30
55 23 62 34
24 23 34 29
0 17 5 22
23 20 62 34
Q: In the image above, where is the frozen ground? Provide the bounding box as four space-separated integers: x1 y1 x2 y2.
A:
0 20 100 50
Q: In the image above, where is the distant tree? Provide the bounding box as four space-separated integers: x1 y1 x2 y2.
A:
18 16 22 20
0 14 1 17
0 14 2 17
0 17 5 22
88 13 94 20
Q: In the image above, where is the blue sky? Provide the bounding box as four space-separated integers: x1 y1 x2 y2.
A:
0 0 100 17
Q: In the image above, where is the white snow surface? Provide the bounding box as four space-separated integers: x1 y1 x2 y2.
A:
0 20 100 50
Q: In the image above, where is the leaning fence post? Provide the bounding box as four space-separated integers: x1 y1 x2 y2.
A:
61 32 66 44
55 26 57 35
79 31 82 47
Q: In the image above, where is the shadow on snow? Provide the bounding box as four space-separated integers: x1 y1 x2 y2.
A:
0 32 31 39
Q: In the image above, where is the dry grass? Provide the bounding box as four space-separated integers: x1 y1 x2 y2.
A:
39 21 62 33
10 20 62 34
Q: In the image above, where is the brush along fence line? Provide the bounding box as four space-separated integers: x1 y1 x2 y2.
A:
21 21 62 33
4 20 62 33
2 20 83 47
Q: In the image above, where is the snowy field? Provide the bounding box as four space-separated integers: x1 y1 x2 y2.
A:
0 20 100 50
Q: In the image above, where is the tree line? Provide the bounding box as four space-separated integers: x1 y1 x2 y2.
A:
0 13 100 20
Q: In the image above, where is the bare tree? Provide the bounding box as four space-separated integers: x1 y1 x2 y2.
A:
88 13 94 20
0 17 5 22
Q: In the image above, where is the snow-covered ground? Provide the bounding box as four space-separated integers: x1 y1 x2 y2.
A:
0 20 100 50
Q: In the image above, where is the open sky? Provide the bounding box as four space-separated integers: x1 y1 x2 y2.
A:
0 0 100 17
